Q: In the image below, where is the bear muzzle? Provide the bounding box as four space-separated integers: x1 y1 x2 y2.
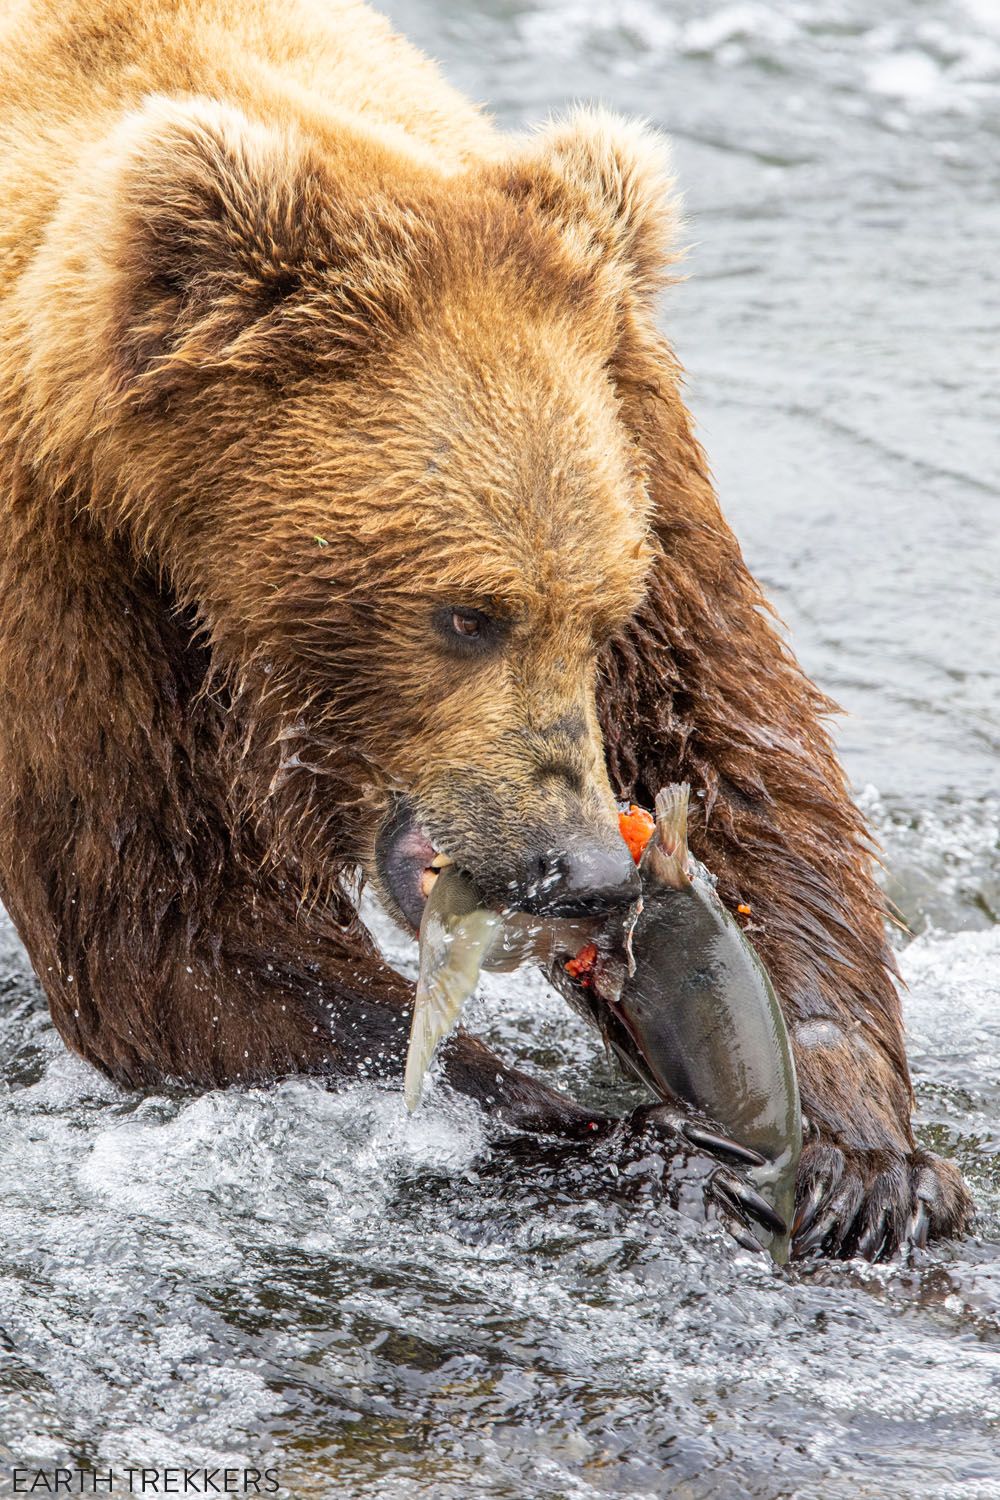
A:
374 792 640 934
500 835 641 920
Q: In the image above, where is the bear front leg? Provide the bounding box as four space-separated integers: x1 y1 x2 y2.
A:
789 1020 972 1260
600 329 973 1258
25 842 786 1232
9 843 607 1138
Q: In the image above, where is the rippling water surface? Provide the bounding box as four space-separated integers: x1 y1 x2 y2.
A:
1 2 998 1495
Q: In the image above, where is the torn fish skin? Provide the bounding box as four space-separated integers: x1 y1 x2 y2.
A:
404 868 502 1111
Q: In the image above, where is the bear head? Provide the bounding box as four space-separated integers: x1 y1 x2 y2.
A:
21 96 681 933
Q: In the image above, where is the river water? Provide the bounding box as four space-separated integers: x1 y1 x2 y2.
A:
1 1 998 1495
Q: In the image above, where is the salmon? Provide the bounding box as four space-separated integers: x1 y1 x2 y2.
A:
403 785 802 1261
557 784 802 1261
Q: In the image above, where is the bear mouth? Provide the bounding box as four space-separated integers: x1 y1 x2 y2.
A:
374 797 456 933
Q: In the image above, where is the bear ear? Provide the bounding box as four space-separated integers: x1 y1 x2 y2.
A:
503 107 681 307
108 96 405 401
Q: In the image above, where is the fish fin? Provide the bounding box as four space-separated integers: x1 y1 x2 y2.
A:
404 968 471 1112
404 904 501 1111
644 783 693 890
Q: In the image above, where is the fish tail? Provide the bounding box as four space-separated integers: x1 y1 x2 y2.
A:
403 987 431 1112
646 783 693 889
404 975 444 1113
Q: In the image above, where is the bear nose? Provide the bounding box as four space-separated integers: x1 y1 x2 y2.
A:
515 835 641 918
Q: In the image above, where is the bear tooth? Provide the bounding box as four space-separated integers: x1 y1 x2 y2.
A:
429 853 455 869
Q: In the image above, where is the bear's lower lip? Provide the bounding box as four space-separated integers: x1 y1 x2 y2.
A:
374 797 455 933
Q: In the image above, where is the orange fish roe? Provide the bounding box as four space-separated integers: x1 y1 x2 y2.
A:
618 805 655 864
737 903 752 916
564 942 599 983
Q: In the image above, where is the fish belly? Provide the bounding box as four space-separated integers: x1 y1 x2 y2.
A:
617 884 802 1258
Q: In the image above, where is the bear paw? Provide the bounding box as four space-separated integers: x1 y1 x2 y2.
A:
791 1139 973 1262
623 1103 788 1253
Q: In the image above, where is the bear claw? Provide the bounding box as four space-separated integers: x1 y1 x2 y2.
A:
624 1103 787 1249
680 1120 767 1169
710 1168 788 1239
791 1140 972 1262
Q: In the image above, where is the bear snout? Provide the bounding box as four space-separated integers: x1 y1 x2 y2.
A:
374 785 640 935
503 835 641 919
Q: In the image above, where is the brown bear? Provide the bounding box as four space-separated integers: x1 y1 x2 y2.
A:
0 0 970 1258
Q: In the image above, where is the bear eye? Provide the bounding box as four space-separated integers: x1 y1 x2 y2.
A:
451 609 482 639
433 604 501 656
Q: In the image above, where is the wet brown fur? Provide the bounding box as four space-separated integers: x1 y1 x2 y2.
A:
0 0 970 1249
